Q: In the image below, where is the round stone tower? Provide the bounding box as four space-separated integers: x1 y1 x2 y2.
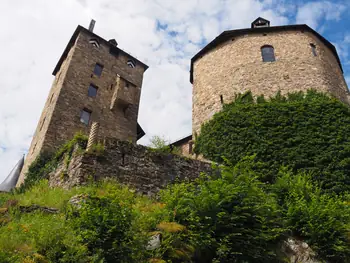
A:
190 17 349 135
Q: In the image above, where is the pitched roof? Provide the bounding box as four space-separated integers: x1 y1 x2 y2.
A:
137 123 146 141
53 25 149 76
0 155 24 192
170 134 192 147
251 17 270 28
190 24 343 83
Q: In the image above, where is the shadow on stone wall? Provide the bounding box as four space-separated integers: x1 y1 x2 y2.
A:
49 138 214 196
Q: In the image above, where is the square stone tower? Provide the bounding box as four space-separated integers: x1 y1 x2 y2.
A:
18 22 148 186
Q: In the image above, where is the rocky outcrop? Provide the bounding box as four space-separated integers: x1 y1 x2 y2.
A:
282 238 324 263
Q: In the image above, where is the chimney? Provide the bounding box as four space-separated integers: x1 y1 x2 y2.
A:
88 19 96 32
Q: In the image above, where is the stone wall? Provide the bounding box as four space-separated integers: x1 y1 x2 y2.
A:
49 138 213 195
192 30 349 135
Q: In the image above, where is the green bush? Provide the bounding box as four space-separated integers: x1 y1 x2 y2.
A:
273 171 350 261
161 157 287 263
69 196 136 262
148 135 181 155
195 90 350 193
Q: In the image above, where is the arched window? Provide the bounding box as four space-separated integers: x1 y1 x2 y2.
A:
127 59 136 68
261 45 275 62
89 38 100 48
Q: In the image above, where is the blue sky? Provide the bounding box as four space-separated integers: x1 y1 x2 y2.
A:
0 0 350 181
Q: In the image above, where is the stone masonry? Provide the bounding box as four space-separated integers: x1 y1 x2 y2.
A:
49 138 213 196
192 29 349 135
18 25 148 186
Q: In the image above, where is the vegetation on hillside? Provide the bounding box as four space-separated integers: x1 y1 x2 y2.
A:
1 90 350 262
1 161 350 262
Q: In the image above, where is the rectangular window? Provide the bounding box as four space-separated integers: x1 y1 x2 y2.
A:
310 44 317 56
261 46 275 62
80 109 91 125
189 141 193 155
88 84 98 97
93 63 103 77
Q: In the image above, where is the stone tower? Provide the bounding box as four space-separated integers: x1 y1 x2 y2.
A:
190 17 349 135
18 22 148 186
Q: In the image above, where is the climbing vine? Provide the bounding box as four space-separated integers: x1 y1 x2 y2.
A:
195 90 350 193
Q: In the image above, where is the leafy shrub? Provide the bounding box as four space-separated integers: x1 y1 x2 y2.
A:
273 171 350 261
149 135 181 154
161 157 287 263
195 90 350 193
68 192 145 262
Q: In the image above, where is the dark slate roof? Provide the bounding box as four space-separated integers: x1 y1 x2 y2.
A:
190 24 343 83
0 155 24 192
170 134 192 147
137 123 146 141
53 25 149 76
251 17 270 28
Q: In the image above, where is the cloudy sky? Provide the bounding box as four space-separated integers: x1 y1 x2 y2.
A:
0 0 350 181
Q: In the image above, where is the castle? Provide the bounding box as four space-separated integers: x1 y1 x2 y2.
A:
6 17 349 189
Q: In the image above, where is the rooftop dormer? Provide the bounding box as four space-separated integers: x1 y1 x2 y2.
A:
251 17 270 28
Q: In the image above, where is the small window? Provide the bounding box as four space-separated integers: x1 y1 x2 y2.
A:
89 39 100 48
310 44 317 56
80 109 91 125
188 141 194 155
261 45 275 62
93 63 103 77
88 84 98 97
127 60 136 68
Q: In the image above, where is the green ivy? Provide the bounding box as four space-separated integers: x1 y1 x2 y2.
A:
19 132 88 192
195 90 350 193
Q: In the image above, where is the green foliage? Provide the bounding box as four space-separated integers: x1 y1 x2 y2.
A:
69 196 136 262
160 157 287 263
87 142 105 156
1 168 349 262
148 135 181 155
0 211 88 262
20 132 88 192
195 90 350 192
273 171 350 261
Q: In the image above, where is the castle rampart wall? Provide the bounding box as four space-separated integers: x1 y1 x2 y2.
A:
49 138 213 195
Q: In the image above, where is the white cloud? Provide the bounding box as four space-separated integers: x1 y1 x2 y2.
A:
296 1 346 29
0 0 291 181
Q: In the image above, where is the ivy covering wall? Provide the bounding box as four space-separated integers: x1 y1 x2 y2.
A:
195 90 350 193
